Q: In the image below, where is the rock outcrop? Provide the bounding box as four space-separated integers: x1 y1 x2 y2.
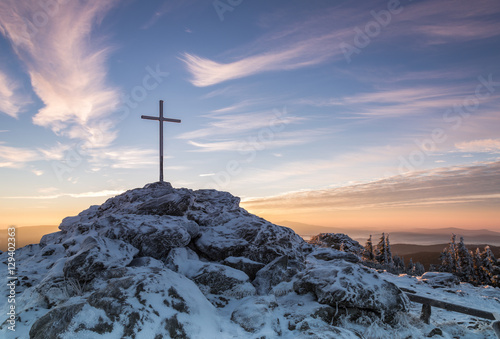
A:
0 182 409 338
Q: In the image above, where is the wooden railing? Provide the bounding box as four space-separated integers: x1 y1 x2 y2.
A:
401 289 500 338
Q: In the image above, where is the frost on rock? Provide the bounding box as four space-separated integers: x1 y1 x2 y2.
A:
294 248 409 324
418 272 460 287
30 268 226 338
309 233 364 255
9 182 498 338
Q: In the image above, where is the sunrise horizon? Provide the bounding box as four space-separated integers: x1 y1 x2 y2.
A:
1 0 500 241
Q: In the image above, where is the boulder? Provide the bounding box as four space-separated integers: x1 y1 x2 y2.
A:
195 219 307 264
29 303 85 339
311 247 360 263
253 255 291 295
222 256 265 280
293 251 408 323
29 268 227 338
193 263 256 299
97 215 194 259
230 296 279 333
62 236 138 282
419 272 460 287
309 233 364 254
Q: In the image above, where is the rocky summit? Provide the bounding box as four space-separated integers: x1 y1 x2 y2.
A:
1 182 409 338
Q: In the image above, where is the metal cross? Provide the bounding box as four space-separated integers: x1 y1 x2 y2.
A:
141 100 181 182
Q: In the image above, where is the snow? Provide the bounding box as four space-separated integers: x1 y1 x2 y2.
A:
1 182 499 338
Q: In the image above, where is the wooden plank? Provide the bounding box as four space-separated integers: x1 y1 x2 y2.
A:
405 293 496 321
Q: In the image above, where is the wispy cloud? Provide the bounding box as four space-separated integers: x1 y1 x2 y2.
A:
243 161 500 212
0 0 120 148
297 83 500 118
181 0 500 87
187 128 331 152
0 144 40 168
181 21 350 87
399 0 500 45
178 109 305 140
2 189 125 200
87 147 158 169
0 69 28 118
37 142 72 161
455 139 500 153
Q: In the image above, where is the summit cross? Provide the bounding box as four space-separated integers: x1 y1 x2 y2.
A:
141 100 181 182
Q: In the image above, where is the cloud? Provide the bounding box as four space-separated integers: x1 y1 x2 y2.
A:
455 139 500 153
2 189 125 200
0 69 28 118
400 0 500 44
180 0 500 87
178 108 305 140
0 0 120 148
297 82 500 118
37 142 72 161
180 27 349 86
187 128 330 152
242 161 500 212
0 144 40 168
87 147 158 169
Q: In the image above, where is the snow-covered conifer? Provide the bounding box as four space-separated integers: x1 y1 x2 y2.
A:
363 235 375 261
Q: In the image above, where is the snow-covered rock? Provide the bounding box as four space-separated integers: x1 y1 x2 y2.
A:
418 271 460 287
5 182 498 338
222 256 265 280
253 255 297 295
308 233 364 254
293 248 409 324
193 262 256 298
30 267 228 338
62 235 138 282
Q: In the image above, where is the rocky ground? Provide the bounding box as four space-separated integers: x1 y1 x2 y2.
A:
1 182 498 338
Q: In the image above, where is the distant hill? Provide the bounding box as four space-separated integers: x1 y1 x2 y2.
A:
0 225 59 251
277 221 500 246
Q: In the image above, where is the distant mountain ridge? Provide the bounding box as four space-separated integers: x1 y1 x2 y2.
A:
277 221 500 246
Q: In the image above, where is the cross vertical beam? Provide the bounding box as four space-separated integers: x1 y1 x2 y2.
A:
141 100 181 182
159 100 164 182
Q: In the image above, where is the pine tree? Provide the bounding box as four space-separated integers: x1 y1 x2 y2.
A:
456 236 474 282
393 255 405 274
414 262 425 276
473 248 486 285
376 233 388 265
362 235 375 261
439 234 457 273
482 246 500 287
407 258 414 275
386 234 394 266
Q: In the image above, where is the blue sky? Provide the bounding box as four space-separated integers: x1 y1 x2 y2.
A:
1 0 499 229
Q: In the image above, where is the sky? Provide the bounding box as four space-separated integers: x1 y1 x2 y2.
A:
0 0 499 232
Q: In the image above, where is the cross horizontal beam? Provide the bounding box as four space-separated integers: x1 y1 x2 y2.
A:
141 115 181 123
